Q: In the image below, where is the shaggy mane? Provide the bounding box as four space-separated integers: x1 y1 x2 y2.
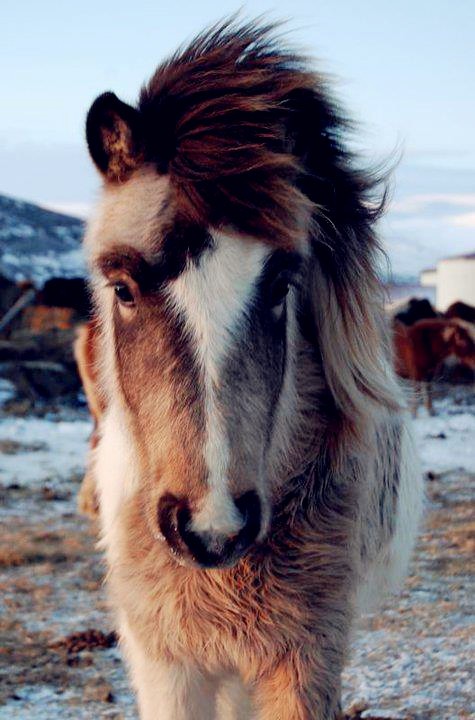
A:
138 19 377 250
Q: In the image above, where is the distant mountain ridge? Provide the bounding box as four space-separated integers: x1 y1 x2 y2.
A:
0 194 85 285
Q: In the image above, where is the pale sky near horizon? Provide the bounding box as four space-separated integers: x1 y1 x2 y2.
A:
1 0 474 275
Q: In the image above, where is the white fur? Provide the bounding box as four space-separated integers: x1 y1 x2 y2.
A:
95 402 139 561
357 415 424 612
384 418 424 589
168 232 270 536
120 615 220 720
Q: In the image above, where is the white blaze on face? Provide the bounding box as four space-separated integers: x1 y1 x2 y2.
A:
168 232 270 536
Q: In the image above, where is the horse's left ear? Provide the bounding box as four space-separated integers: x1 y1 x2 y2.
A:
86 92 143 181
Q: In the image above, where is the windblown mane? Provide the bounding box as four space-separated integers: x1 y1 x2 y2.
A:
138 21 379 246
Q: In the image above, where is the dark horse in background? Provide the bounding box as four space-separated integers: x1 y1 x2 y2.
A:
81 20 422 719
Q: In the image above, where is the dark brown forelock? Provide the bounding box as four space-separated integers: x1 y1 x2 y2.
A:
138 19 315 248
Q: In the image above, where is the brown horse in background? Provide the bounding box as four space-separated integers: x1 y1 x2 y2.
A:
393 317 475 415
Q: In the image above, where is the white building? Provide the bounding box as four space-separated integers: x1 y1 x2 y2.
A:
420 252 475 311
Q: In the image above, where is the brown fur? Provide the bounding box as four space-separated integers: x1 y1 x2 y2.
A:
74 320 105 517
74 320 105 423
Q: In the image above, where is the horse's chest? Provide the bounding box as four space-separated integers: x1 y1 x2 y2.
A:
117 550 308 671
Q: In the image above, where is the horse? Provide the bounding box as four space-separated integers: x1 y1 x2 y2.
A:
83 20 423 720
393 317 475 415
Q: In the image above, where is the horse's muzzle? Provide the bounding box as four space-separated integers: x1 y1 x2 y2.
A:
157 491 261 569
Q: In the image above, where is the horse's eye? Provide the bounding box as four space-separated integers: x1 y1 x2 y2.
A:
114 282 135 306
269 275 291 320
270 276 290 308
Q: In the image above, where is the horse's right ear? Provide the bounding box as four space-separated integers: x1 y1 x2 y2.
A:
86 92 143 182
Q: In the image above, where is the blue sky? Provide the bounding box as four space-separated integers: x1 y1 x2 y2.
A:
1 0 474 275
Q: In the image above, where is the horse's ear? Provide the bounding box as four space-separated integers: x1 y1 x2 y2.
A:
86 92 143 181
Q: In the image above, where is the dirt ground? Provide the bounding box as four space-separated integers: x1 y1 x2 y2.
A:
0 393 474 719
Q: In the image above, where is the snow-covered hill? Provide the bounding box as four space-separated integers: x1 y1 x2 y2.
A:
0 194 85 285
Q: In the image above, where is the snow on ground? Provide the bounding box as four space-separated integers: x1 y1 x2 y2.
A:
413 402 475 474
0 386 474 719
0 415 91 488
0 380 15 405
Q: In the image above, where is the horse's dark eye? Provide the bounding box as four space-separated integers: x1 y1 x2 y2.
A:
114 282 135 305
269 275 291 322
270 276 290 308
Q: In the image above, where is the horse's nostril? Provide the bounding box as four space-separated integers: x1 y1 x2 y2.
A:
157 493 185 550
157 491 262 568
234 490 261 543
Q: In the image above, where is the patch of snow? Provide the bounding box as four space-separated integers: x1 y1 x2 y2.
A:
361 711 407 719
0 686 78 720
413 404 475 474
0 416 91 488
0 378 15 405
